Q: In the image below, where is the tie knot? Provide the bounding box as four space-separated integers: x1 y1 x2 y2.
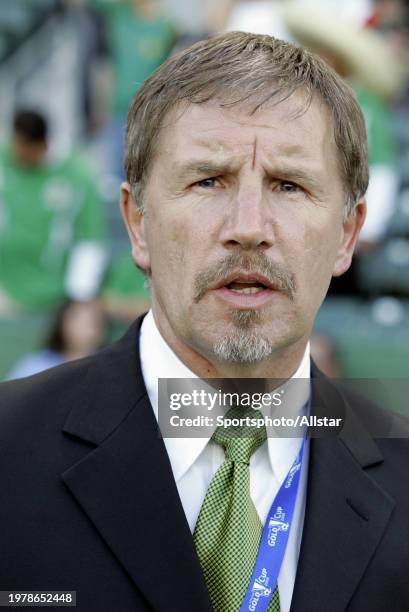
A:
212 406 267 464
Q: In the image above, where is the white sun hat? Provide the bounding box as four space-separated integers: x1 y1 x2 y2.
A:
282 0 405 98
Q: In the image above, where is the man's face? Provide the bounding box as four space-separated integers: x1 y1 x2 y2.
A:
12 133 47 168
122 94 365 374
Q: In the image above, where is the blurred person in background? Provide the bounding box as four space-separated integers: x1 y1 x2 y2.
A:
371 0 409 103
371 0 409 54
91 0 176 177
7 299 105 380
0 110 107 314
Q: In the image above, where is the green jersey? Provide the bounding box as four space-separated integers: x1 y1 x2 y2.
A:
103 253 149 299
92 0 175 115
0 145 104 310
355 86 396 166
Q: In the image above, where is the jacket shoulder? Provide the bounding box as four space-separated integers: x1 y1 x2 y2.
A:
0 318 144 442
0 355 95 435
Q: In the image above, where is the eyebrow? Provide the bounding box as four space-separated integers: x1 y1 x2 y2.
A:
174 161 236 178
174 159 323 191
270 165 323 190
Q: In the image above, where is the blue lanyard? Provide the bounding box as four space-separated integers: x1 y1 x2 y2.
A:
240 436 307 612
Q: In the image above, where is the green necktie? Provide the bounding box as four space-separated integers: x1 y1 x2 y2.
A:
193 407 280 612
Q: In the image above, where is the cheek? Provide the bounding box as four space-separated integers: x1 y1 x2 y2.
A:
146 211 202 288
151 232 186 279
301 223 341 291
278 208 341 300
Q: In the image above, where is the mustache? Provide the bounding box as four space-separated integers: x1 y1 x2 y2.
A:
193 252 296 303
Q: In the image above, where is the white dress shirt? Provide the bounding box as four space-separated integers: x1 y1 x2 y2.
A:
140 310 310 612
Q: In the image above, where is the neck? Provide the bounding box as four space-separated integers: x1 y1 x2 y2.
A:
132 1 158 19
63 347 92 362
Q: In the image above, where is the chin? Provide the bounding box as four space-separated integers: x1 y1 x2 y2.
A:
212 331 275 364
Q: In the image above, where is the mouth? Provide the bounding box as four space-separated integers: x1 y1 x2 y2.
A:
225 281 269 294
212 273 278 309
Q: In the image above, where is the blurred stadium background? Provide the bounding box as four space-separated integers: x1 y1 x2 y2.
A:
0 0 409 383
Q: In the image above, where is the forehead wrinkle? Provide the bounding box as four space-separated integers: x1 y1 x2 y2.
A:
251 136 257 170
188 135 255 155
172 140 259 178
190 132 319 163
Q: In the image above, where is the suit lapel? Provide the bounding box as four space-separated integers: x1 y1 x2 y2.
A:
290 368 395 612
61 318 212 612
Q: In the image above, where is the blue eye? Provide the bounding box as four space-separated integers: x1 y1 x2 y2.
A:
279 182 299 193
196 178 218 189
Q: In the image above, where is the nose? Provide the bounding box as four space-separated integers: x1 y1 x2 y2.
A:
220 182 274 250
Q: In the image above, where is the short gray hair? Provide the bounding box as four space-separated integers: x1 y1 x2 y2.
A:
125 31 369 216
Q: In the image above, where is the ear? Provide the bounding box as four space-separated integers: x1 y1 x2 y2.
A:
119 182 151 273
332 199 366 277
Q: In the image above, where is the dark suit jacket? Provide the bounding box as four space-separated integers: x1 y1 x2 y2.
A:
1 316 409 611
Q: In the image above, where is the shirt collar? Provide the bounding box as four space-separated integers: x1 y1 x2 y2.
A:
140 309 310 482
